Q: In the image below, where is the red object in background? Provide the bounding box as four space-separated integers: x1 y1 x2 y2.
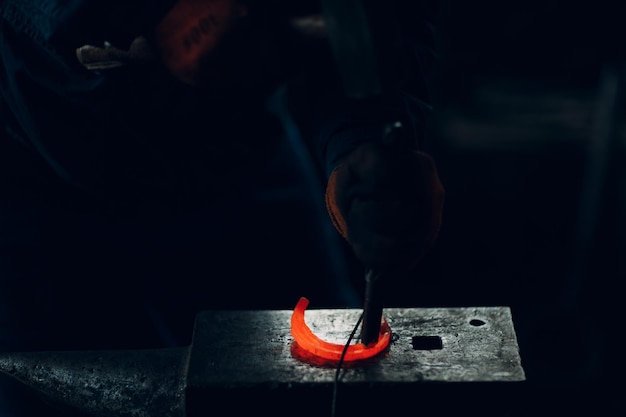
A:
290 297 391 362
154 0 248 84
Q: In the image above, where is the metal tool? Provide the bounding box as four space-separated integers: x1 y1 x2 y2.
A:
360 267 385 345
360 119 413 345
319 0 410 345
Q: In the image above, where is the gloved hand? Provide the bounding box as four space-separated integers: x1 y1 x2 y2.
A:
325 141 444 271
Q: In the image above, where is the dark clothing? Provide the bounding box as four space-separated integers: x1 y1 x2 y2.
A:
0 1 438 415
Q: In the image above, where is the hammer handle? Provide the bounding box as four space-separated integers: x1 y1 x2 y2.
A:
360 267 385 345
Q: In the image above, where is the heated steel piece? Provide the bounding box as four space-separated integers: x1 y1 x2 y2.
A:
290 296 391 361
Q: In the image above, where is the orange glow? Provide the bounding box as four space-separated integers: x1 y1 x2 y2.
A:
290 297 391 362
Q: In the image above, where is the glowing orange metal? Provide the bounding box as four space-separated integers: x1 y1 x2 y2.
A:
290 297 391 361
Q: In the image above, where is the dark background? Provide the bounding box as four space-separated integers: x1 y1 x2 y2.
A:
400 1 625 416
2 2 624 416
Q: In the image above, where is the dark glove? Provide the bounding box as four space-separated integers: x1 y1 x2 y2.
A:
325 142 444 270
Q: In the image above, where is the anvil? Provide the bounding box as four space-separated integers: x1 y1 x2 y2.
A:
0 305 525 417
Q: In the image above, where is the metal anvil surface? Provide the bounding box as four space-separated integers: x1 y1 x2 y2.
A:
0 306 525 417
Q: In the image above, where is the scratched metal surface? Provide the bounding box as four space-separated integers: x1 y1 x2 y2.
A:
187 305 526 388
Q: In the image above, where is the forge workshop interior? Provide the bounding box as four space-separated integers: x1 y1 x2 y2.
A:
0 1 623 416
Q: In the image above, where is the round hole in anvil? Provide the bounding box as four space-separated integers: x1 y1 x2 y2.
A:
470 319 486 326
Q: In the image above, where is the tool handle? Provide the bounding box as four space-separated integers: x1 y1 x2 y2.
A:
359 120 410 345
360 267 385 345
